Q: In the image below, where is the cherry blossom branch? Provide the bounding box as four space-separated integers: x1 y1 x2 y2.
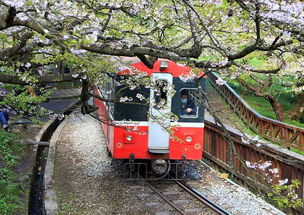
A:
0 32 33 60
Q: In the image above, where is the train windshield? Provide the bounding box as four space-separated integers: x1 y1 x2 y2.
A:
179 88 199 118
113 76 150 121
114 79 149 121
153 80 168 110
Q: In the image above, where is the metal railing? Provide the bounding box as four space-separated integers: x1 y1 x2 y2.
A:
208 72 304 151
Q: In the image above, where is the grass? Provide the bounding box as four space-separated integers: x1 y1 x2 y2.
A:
284 120 304 128
290 148 304 156
0 130 26 215
240 94 276 118
230 84 304 128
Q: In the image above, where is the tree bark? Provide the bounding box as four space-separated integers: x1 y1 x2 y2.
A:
80 78 97 114
266 95 284 121
0 73 77 84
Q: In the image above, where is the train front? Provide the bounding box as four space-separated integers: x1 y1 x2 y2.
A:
94 59 206 179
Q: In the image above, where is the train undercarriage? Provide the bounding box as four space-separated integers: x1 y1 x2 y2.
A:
123 155 188 180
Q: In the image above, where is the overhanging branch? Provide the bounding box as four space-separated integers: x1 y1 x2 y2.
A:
0 73 77 84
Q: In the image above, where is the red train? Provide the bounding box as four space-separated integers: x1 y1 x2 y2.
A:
93 59 206 179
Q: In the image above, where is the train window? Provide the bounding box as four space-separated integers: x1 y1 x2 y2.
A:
114 85 149 121
179 88 199 118
99 78 115 118
153 80 168 110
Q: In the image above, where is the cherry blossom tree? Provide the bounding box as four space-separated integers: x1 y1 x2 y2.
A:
1 1 303 206
0 0 303 114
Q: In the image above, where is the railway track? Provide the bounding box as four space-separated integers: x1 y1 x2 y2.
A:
143 179 231 215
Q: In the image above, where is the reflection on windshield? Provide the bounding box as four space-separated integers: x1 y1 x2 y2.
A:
154 80 168 110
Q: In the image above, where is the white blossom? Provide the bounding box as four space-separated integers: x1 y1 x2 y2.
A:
259 161 272 170
245 161 252 167
119 96 129 102
269 168 279 174
70 48 86 55
129 85 136 90
136 93 145 101
242 137 250 144
282 31 291 38
85 31 99 42
58 113 65 120
230 74 237 79
2 0 24 8
291 194 298 200
215 78 226 86
156 99 166 108
278 178 288 185
245 161 257 169
17 13 29 21
179 72 196 82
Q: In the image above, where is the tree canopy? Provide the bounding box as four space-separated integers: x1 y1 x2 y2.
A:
0 0 303 116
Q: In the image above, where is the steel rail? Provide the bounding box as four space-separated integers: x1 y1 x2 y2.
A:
144 178 231 215
175 180 232 215
143 180 186 215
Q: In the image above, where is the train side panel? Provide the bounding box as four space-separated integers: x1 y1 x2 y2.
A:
93 87 113 155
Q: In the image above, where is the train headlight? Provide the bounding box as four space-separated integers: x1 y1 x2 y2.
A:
185 136 192 143
126 135 133 141
194 143 201 150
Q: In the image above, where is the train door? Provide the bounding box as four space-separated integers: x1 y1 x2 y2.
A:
148 73 173 154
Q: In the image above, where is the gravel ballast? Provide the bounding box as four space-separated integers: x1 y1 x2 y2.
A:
188 162 285 215
53 112 285 215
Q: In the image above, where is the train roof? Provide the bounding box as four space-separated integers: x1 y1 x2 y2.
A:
117 58 205 78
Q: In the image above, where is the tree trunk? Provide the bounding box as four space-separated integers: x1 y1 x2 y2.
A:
267 96 284 121
80 78 97 114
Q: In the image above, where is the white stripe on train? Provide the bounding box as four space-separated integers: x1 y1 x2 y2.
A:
113 121 204 128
